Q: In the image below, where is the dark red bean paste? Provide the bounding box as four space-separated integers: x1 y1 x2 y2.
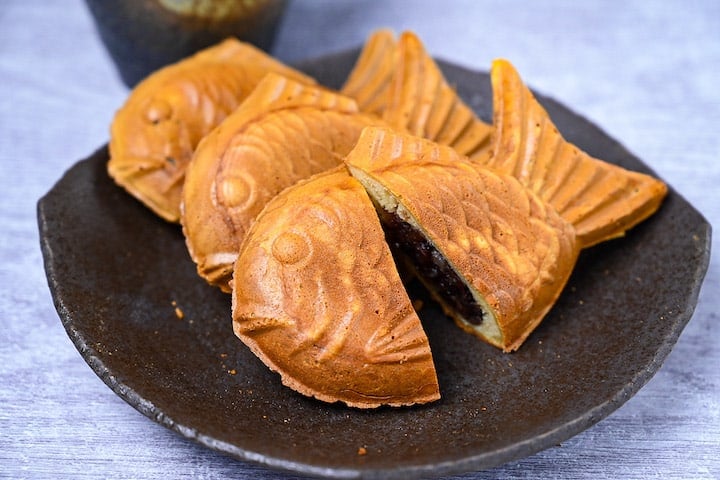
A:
377 207 486 325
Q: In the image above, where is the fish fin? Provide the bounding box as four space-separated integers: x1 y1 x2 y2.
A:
340 29 398 116
242 72 358 114
211 73 360 151
487 59 667 248
381 32 492 160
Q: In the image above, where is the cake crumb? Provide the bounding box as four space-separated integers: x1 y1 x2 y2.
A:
412 299 424 311
171 300 184 319
228 369 237 375
357 447 367 456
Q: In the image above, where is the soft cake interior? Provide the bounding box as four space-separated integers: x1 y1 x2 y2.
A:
348 165 504 347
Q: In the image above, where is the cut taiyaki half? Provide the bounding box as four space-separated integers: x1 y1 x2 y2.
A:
381 32 493 161
232 167 440 408
345 127 579 352
483 59 668 248
340 29 398 116
109 38 315 222
182 73 385 292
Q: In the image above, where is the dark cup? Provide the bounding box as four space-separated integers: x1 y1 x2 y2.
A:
85 0 288 87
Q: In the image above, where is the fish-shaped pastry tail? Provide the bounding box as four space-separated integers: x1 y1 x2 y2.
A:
108 38 315 223
381 32 493 161
182 73 383 292
232 167 440 407
340 29 398 116
483 59 668 248
346 126 579 352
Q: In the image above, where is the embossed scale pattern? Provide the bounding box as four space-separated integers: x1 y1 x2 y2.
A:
218 109 378 237
484 59 667 248
381 32 493 161
346 127 579 351
108 39 315 222
182 74 382 291
232 169 439 408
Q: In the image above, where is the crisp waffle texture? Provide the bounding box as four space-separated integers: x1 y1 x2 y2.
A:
346 126 579 351
232 168 440 408
182 74 383 291
482 59 667 248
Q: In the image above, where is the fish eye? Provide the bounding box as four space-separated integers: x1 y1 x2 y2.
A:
272 232 311 265
143 98 173 125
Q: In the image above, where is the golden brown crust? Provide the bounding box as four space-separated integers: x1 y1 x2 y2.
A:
182 74 383 292
108 39 315 222
232 168 440 408
483 59 668 248
340 29 398 116
345 127 579 352
381 32 493 161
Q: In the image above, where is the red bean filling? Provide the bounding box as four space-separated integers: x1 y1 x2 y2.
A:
378 208 486 325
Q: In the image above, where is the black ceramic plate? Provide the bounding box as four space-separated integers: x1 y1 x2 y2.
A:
38 50 710 479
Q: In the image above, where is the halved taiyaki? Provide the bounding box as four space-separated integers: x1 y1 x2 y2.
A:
346 126 580 352
232 167 440 408
382 32 493 161
182 73 385 291
482 59 667 248
108 38 315 222
340 29 398 116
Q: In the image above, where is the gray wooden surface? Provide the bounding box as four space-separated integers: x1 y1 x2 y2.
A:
1 1 718 478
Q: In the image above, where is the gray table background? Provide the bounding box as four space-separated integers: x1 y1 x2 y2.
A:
1 1 718 478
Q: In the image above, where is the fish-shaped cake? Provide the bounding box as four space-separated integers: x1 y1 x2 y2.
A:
481 59 667 247
108 38 315 222
182 73 386 292
232 168 440 408
346 126 580 352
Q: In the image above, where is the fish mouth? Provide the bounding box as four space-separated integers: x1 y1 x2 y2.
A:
107 153 187 222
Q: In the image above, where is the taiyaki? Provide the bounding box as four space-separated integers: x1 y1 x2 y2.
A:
232 167 440 408
182 73 385 292
108 38 315 222
481 59 667 247
345 126 580 352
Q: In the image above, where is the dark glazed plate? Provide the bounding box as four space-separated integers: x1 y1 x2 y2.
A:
38 49 711 479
